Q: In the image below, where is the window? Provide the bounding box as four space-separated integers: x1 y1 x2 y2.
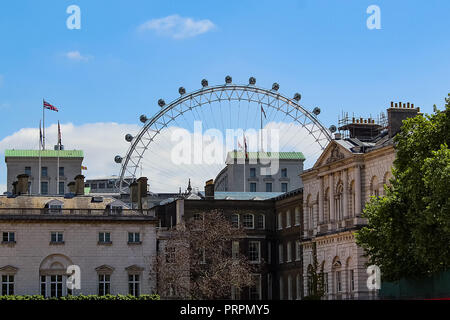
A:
286 242 292 262
295 241 301 261
91 183 97 189
294 207 301 226
308 205 313 230
50 275 63 297
98 274 111 295
349 270 354 292
250 168 256 177
128 232 141 244
250 183 257 192
281 183 288 193
287 275 293 300
278 244 283 264
281 168 287 178
336 271 342 292
25 166 31 175
40 275 46 296
248 241 260 263
99 232 111 243
242 214 254 229
41 182 48 195
267 241 271 264
59 166 64 177
232 241 239 260
279 276 284 300
256 214 265 229
51 232 64 243
296 274 301 300
267 273 273 300
265 183 272 192
111 206 123 214
2 232 15 243
2 275 14 295
277 213 282 230
99 183 106 189
286 210 291 228
58 182 65 195
128 274 140 296
323 272 329 293
49 204 62 214
249 274 261 300
231 214 239 228
231 286 241 300
336 183 344 221
41 167 48 177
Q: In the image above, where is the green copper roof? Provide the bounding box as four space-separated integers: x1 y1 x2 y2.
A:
228 151 305 160
5 149 84 158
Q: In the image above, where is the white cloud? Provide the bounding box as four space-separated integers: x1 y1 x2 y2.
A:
138 14 215 39
65 51 92 61
0 121 326 193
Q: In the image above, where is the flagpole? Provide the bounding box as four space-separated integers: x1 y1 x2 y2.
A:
42 100 45 150
260 103 263 152
39 120 42 195
57 121 60 195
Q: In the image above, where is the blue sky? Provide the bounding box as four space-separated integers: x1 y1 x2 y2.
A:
0 0 449 192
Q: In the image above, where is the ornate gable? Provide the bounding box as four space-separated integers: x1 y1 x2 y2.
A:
313 141 352 169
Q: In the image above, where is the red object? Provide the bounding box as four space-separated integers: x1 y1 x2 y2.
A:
43 100 59 112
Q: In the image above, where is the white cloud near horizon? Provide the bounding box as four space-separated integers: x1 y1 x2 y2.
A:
138 14 215 39
0 121 325 194
65 51 92 61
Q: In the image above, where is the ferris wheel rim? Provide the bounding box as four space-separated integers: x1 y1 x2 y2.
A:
117 82 332 193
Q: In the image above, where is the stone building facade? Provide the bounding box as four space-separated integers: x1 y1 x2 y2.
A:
0 187 157 296
5 149 84 195
215 151 305 193
300 102 419 300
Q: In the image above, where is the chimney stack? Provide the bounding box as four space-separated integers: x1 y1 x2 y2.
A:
74 175 85 196
12 181 18 195
205 179 215 200
16 174 29 195
130 181 139 204
387 101 420 137
137 177 148 210
67 181 76 193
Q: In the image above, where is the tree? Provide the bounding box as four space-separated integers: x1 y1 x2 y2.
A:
356 94 450 281
303 241 325 300
153 209 255 299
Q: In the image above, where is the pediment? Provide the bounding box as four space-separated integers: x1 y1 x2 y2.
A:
125 264 144 272
313 142 352 168
0 265 18 273
95 264 115 273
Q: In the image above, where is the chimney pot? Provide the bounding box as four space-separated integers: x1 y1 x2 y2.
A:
74 175 85 195
205 179 215 200
16 174 29 195
390 101 394 108
67 181 76 193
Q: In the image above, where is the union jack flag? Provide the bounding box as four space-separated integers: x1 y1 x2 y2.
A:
43 99 58 112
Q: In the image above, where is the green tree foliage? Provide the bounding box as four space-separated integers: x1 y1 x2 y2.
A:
303 242 325 300
356 94 450 281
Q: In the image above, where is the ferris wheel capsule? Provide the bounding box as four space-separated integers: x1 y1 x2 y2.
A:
249 77 256 85
179 87 186 95
125 134 133 142
225 75 232 84
158 99 166 107
329 125 337 133
140 115 148 123
293 93 301 101
201 79 208 87
114 155 122 163
313 107 321 115
272 83 280 91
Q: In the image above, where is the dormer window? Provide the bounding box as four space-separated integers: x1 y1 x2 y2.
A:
45 200 64 214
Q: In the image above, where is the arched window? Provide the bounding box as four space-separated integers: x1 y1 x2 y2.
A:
296 273 302 300
346 257 354 294
370 176 379 197
335 183 344 221
286 242 292 262
286 210 291 228
294 207 301 226
321 261 328 296
279 276 284 300
307 195 313 230
324 188 330 223
332 257 342 295
383 171 392 195
349 180 355 217
307 264 314 296
231 214 239 228
287 275 293 300
277 212 282 230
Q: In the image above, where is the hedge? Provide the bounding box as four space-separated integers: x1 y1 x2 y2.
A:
0 294 160 301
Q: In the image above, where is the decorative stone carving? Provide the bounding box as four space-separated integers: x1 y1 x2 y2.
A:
326 145 345 164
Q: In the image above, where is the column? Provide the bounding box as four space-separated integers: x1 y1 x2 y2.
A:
343 169 349 218
355 165 362 215
318 177 324 224
329 174 335 222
